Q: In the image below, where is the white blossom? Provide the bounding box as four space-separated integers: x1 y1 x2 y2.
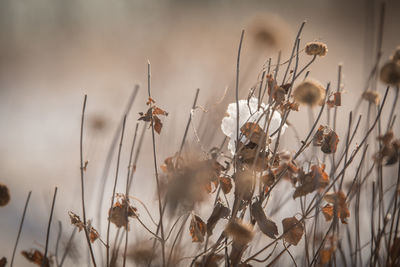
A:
221 97 287 155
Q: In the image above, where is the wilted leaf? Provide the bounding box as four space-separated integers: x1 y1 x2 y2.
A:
282 217 304 246
108 195 138 229
320 249 333 265
219 176 233 194
153 116 163 134
240 122 266 145
68 211 85 231
0 257 6 267
189 215 206 243
322 191 350 224
138 108 153 122
251 201 278 238
327 92 341 108
0 183 10 207
313 125 339 154
224 219 254 245
87 220 100 243
293 164 329 198
207 201 230 235
21 250 50 267
152 107 168 116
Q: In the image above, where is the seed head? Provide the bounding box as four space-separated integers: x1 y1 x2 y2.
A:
224 219 254 245
305 42 328 57
362 90 380 105
0 183 10 206
391 46 400 63
380 61 400 85
293 80 326 107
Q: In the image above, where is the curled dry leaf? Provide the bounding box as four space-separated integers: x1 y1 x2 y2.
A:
313 125 339 154
189 214 207 243
219 176 233 194
108 195 138 229
374 131 400 166
0 183 10 207
293 164 329 198
319 235 337 265
251 201 278 239
224 219 254 245
0 257 6 267
240 122 266 145
21 249 50 267
322 191 350 224
282 217 304 246
138 97 168 134
327 92 341 108
68 211 85 231
206 201 230 235
87 220 100 243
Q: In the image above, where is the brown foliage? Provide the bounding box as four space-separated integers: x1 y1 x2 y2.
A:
189 214 207 243
282 216 304 246
293 164 329 198
21 249 50 267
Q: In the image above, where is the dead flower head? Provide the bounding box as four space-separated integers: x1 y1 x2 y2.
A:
362 90 381 105
224 219 254 245
0 183 10 206
305 41 328 57
380 61 400 85
293 80 326 107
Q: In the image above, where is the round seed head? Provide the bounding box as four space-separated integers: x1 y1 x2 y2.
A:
293 80 326 107
391 46 400 63
380 61 400 85
0 183 10 206
305 42 328 57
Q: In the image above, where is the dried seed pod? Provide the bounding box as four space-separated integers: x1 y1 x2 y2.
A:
224 219 254 245
293 80 326 107
380 61 400 85
362 90 381 105
305 41 328 57
0 183 10 207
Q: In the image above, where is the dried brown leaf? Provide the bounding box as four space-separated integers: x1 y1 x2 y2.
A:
293 164 329 198
251 201 278 238
282 217 304 246
219 176 233 194
189 215 206 243
21 250 50 267
108 195 138 229
240 122 266 145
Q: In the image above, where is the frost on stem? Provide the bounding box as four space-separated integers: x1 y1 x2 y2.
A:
221 97 286 155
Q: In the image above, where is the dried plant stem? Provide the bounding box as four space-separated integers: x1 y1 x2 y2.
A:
123 123 139 267
10 190 32 267
59 228 77 267
55 221 62 266
96 85 139 229
106 115 127 267
42 187 57 267
235 30 245 162
79 95 97 267
147 61 166 267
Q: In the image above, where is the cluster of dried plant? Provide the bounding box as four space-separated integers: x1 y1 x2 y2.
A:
1 3 400 267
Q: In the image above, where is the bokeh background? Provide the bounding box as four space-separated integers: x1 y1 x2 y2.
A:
1 0 399 266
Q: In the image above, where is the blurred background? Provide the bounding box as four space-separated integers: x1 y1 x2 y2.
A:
1 0 399 266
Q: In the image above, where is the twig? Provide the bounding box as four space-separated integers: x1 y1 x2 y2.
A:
10 190 32 267
42 187 58 267
79 95 97 267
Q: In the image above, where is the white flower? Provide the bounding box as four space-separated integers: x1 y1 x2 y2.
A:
221 97 287 155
